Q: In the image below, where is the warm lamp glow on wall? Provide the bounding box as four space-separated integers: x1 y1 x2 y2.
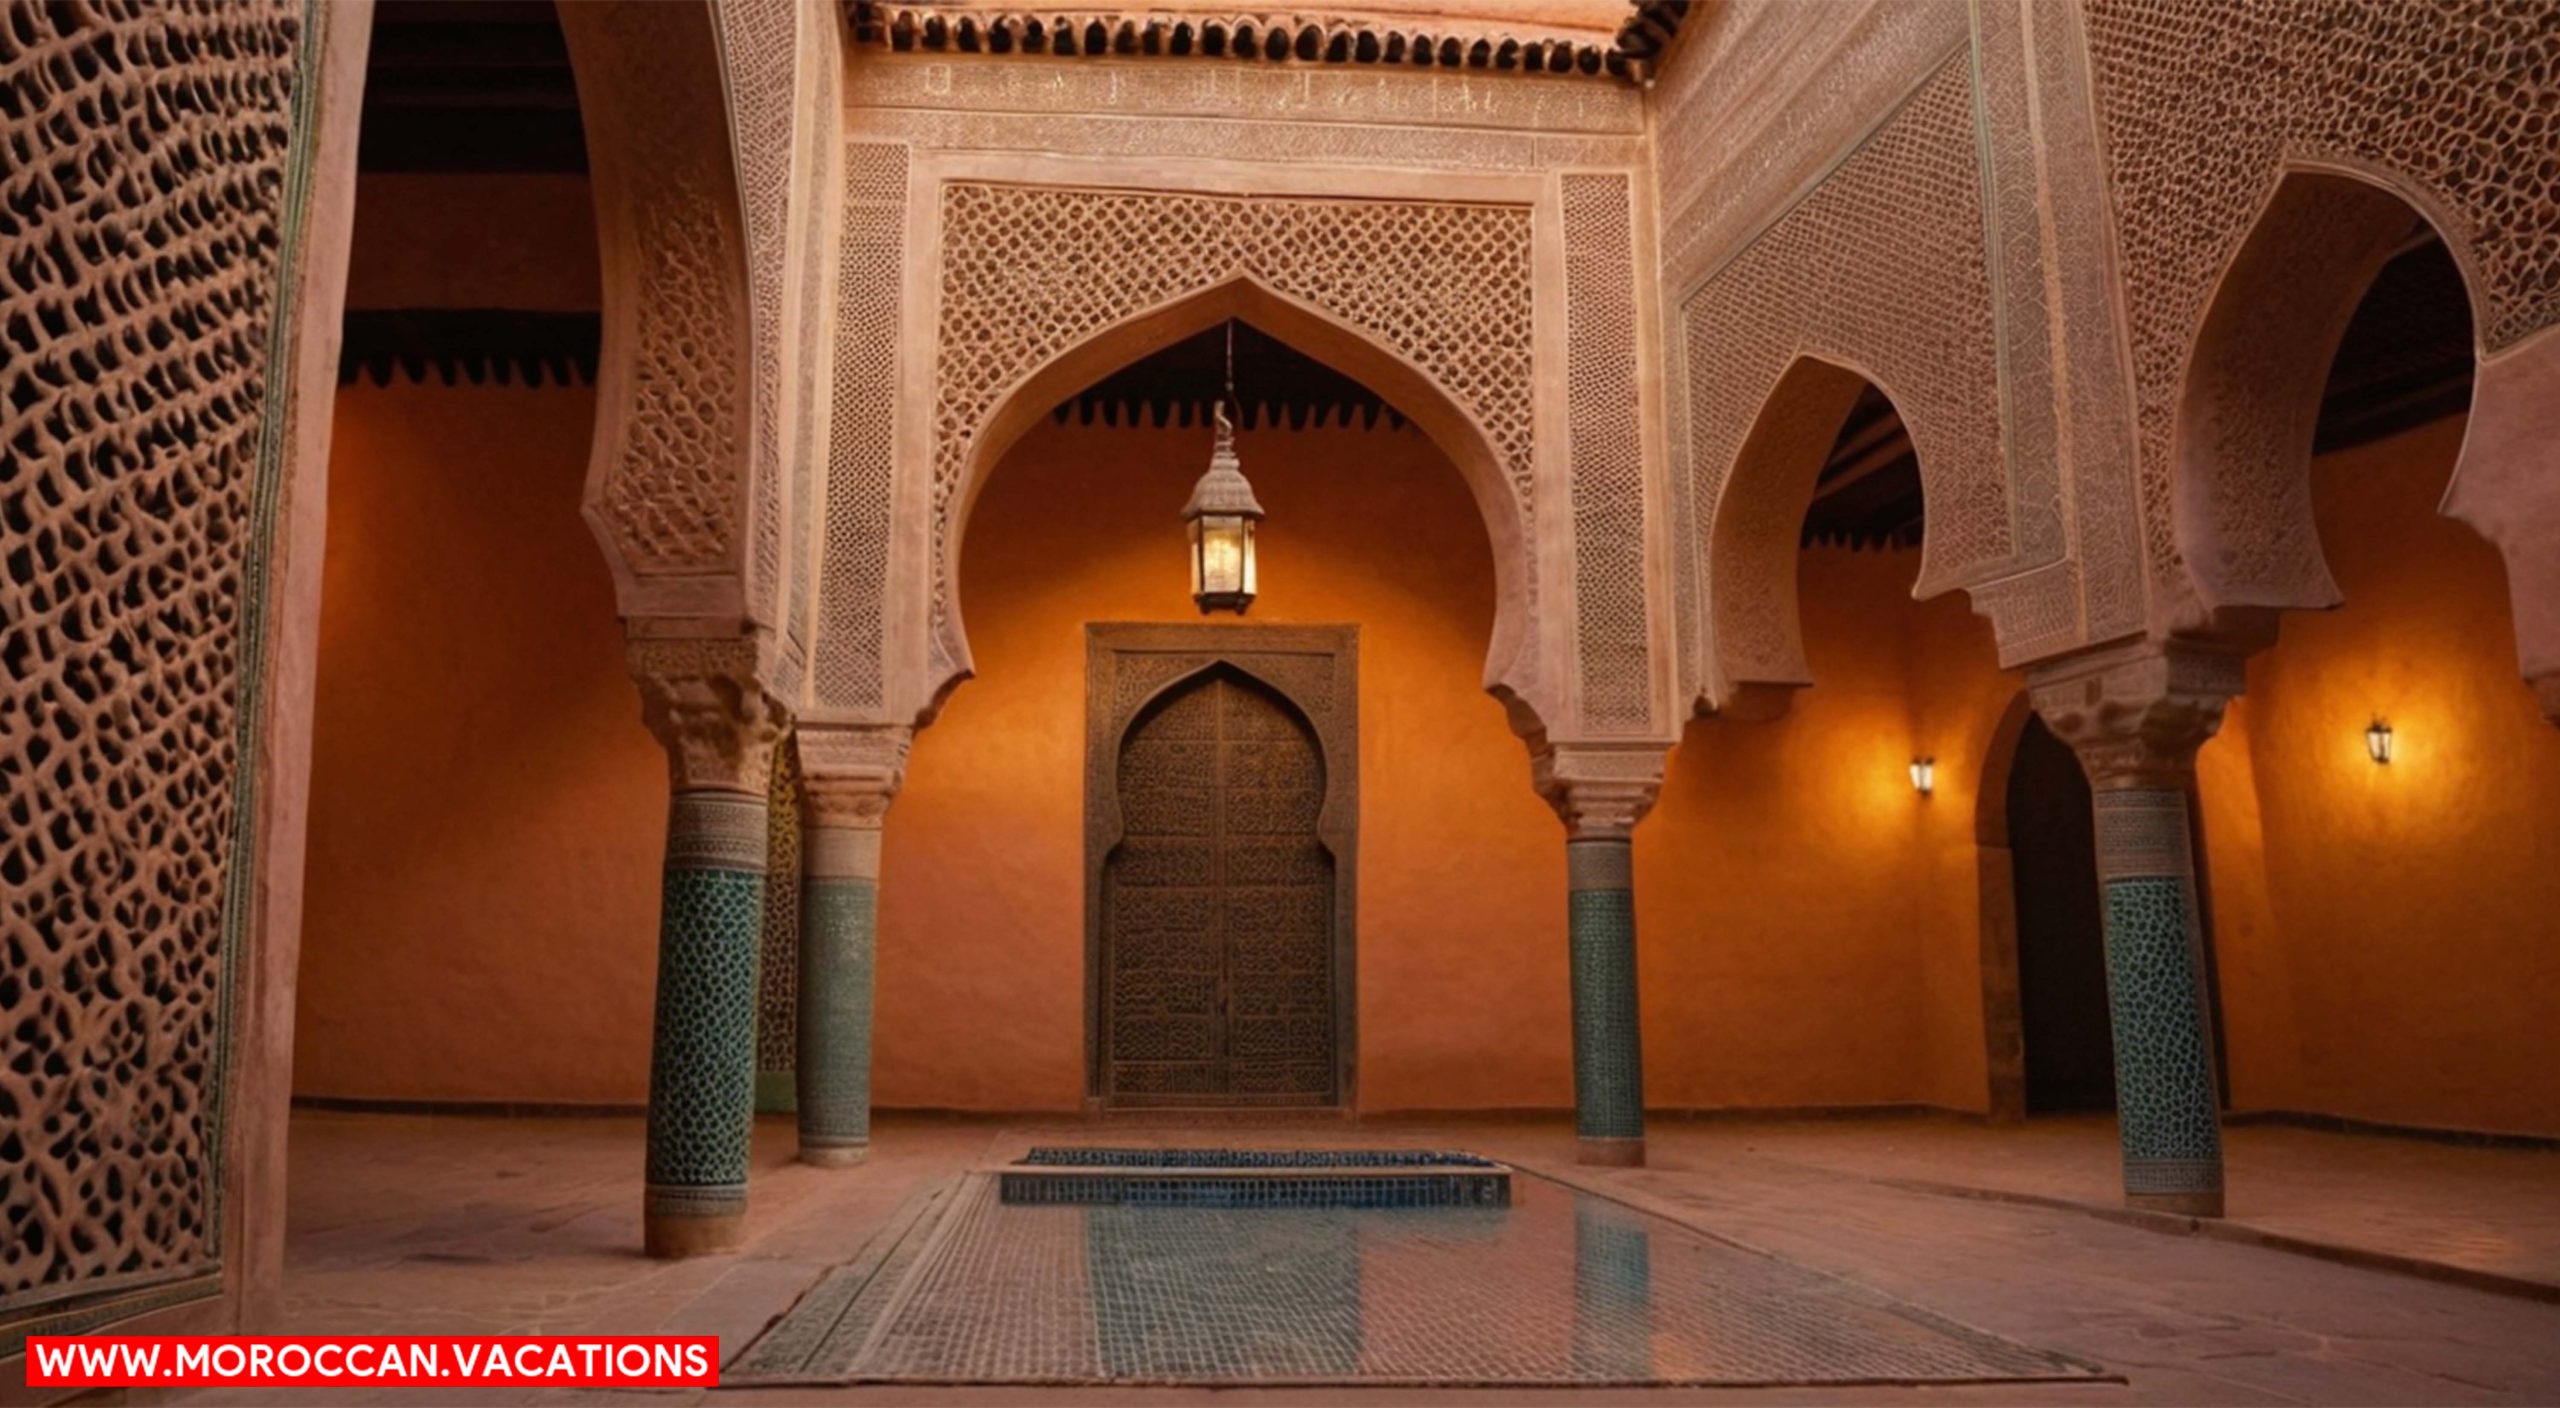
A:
2366 716 2395 765
1909 756 1936 797
1185 325 1263 614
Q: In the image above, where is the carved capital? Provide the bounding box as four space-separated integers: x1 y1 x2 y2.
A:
1533 743 1667 840
2026 640 2251 790
797 724 912 830
628 636 788 794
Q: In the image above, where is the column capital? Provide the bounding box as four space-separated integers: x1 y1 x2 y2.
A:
2025 639 2251 790
796 724 913 829
1534 743 1668 841
628 636 787 794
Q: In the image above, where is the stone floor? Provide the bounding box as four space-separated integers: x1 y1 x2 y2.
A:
183 1110 2560 1404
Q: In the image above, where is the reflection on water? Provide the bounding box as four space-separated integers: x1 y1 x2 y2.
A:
790 1169 2106 1387
1573 1198 1656 1379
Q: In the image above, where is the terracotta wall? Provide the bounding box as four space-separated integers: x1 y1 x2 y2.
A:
294 381 665 1102
295 389 2547 1130
883 418 1567 1111
2199 415 2560 1137
888 417 2015 1114
1639 546 2014 1115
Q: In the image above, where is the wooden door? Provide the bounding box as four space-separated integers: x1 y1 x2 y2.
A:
1103 669 1336 1105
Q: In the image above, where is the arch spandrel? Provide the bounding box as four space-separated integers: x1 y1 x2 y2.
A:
2168 169 2457 630
1701 356 1873 703
1671 53 2034 713
561 0 758 632
903 186 1559 742
2078 0 2560 676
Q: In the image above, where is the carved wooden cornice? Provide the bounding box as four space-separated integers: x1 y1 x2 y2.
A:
846 4 1639 78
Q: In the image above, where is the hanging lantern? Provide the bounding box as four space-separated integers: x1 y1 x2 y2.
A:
1185 401 1262 613
1185 325 1263 614
1908 756 1936 797
2365 716 2394 765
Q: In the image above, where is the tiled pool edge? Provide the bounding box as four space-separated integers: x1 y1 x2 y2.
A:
730 1159 2122 1389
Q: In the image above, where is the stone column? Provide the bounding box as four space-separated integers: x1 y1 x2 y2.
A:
629 639 787 1258
1537 747 1666 1168
2030 641 2248 1219
792 726 909 1167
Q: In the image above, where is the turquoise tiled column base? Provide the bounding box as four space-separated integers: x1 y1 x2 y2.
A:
797 876 877 1164
2093 788 2223 1217
645 792 767 1255
1567 837 1644 1164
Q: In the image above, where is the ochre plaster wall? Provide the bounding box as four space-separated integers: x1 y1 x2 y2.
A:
891 413 2019 1114
1640 545 2014 1115
2199 416 2560 1136
294 382 665 1102
882 419 1567 1112
294 391 2548 1130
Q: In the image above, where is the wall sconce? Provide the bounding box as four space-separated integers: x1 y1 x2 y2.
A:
1909 756 1935 797
2365 716 2394 765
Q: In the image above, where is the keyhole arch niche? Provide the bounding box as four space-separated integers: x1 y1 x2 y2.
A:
917 253 1551 743
1083 626 1360 1109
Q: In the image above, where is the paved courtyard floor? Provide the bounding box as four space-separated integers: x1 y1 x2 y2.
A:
181 1110 2560 1404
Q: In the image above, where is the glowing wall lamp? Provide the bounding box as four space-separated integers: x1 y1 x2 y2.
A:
1909 756 1936 797
2365 716 2394 765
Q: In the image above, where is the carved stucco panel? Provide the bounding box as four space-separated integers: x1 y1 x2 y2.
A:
712 0 794 644
844 106 1643 174
0 0 304 1316
1561 173 1652 733
1680 56 2009 693
1651 0 1972 299
2081 0 2560 612
925 182 1537 688
814 142 909 714
570 0 752 593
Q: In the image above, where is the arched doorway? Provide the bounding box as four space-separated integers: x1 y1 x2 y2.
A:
2005 715 2113 1114
1098 658 1345 1108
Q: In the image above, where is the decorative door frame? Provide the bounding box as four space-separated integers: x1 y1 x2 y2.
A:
1084 623 1360 1110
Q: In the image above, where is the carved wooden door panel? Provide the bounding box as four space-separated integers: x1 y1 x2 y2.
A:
1105 670 1336 1105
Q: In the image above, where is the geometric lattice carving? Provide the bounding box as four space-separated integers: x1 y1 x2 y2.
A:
814 143 908 711
0 0 304 1314
933 184 1534 682
576 1 748 579
713 0 795 632
1681 57 2003 691
1561 174 1651 733
1960 0 2147 660
1648 0 1969 298
2082 0 2560 592
756 736 804 1081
